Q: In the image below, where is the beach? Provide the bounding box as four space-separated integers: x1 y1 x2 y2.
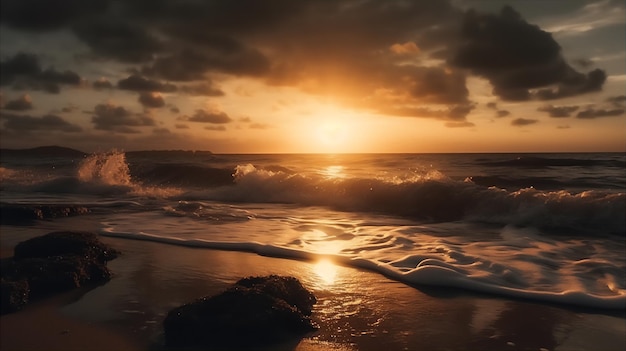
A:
1 221 625 351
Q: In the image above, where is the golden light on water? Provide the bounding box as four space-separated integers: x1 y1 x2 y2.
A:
321 165 345 178
314 258 338 285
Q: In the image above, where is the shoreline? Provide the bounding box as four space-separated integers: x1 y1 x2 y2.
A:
1 226 625 351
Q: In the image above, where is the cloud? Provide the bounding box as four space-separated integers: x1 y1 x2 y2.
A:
496 110 510 118
178 109 232 124
118 75 177 92
0 52 82 93
72 19 162 63
3 94 33 111
0 0 107 31
450 6 607 101
204 125 227 131
138 92 165 108
93 78 113 89
606 95 626 107
389 41 420 55
92 103 156 133
576 108 625 119
511 118 538 126
141 43 270 80
249 123 270 129
174 123 189 129
537 104 579 118
179 83 225 96
0 112 82 132
0 1 617 127
445 121 475 128
556 125 571 129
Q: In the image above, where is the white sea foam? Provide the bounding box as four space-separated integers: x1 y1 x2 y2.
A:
98 209 626 311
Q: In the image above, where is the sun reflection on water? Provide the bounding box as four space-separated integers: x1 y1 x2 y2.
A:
321 165 345 178
314 258 338 285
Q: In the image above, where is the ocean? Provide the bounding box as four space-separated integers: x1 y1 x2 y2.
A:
1 148 625 311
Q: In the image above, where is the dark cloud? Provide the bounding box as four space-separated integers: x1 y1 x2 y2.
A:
511 118 538 126
496 110 510 118
179 83 224 96
606 95 626 107
572 58 594 69
532 69 606 100
138 92 165 108
3 94 33 111
537 105 579 118
0 1 616 125
39 68 81 85
486 102 498 109
174 123 188 129
576 108 625 119
0 112 82 132
92 103 156 133
556 125 571 129
93 78 113 89
169 106 180 114
152 127 171 135
0 53 41 85
142 44 270 80
0 0 107 31
72 19 162 63
118 75 176 92
410 67 469 104
378 103 475 121
0 53 82 93
178 109 232 124
450 6 606 101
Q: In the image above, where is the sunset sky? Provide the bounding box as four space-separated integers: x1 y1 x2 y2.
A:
0 0 624 153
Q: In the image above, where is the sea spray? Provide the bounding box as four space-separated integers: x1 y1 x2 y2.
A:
78 150 131 186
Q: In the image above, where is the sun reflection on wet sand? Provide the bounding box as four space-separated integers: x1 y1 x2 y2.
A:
314 258 338 285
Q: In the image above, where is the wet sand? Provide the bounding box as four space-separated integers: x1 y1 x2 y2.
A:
1 224 625 351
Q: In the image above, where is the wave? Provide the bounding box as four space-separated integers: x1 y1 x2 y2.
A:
1 151 182 198
3 152 625 233
476 155 626 169
181 164 625 234
98 228 626 310
131 163 234 188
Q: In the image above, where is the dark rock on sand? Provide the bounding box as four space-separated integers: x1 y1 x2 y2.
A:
13 231 118 262
0 204 89 225
163 275 317 350
0 278 29 314
0 231 119 314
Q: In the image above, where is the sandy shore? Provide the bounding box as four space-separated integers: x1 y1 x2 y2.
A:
1 223 625 351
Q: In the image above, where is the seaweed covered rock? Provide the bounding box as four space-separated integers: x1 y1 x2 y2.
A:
163 275 317 349
0 231 119 314
0 278 29 314
13 231 117 261
0 204 89 225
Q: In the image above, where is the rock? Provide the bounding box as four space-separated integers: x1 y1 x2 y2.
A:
0 231 119 314
14 231 118 261
0 205 89 225
0 278 30 314
163 275 317 349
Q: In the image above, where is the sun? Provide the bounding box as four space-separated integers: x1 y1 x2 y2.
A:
316 120 348 148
